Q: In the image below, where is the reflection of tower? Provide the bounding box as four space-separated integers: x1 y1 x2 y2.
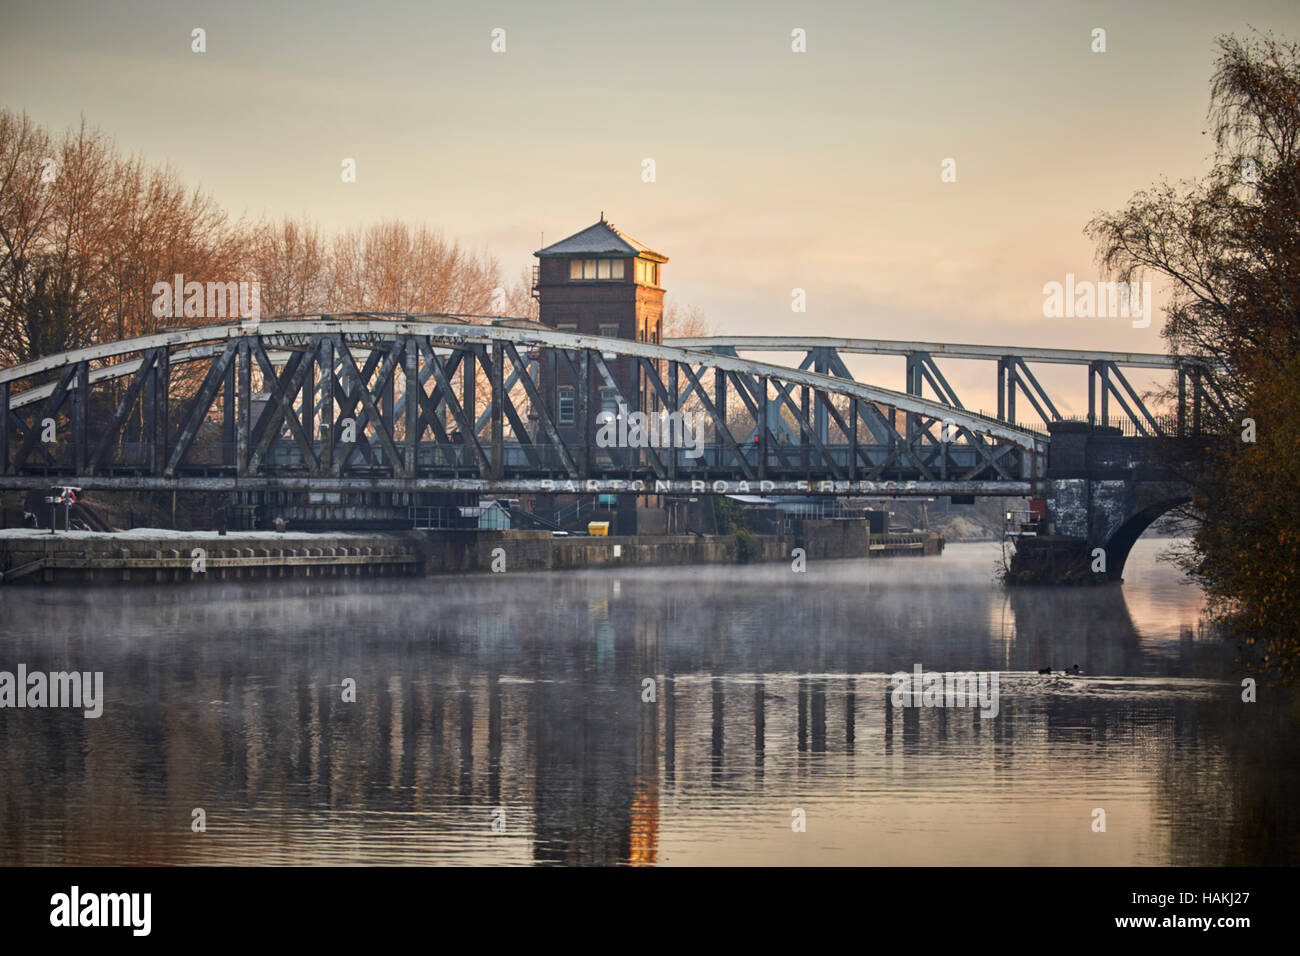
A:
629 615 662 865
529 593 644 865
595 604 615 670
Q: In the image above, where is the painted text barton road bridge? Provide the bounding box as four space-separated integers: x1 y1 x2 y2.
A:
0 316 1229 578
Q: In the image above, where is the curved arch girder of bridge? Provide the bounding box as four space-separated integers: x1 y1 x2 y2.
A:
0 318 1053 497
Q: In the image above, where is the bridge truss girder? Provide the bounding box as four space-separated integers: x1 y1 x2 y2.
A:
671 336 1234 439
0 318 1046 496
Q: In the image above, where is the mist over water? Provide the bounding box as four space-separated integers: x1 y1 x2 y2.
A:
1 538 1297 865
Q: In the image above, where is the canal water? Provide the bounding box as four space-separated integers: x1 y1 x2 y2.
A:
1 538 1297 866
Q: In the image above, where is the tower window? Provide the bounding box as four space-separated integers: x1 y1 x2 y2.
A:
569 258 625 280
558 387 575 424
635 259 660 286
599 323 620 337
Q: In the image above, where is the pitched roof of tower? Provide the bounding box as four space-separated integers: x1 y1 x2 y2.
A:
534 217 667 261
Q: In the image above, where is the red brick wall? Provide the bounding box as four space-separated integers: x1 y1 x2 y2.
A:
535 254 665 418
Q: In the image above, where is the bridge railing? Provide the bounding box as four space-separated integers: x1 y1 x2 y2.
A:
1007 412 1191 439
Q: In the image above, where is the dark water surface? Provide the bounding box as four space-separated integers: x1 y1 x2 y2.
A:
2 538 1298 865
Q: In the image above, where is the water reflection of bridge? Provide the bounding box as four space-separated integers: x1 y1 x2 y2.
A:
0 565 1241 866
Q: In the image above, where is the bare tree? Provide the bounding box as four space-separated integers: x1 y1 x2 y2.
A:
100 153 237 341
327 220 500 315
1 110 237 364
662 299 714 339
497 265 538 320
246 215 330 316
0 111 56 364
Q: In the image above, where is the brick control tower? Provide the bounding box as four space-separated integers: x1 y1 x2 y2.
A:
533 215 667 425
532 217 669 532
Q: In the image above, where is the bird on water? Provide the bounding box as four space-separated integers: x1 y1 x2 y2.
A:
1038 664 1083 676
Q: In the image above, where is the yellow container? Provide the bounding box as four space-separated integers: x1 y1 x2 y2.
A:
587 521 610 536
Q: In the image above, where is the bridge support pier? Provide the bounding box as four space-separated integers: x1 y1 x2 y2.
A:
1008 421 1189 585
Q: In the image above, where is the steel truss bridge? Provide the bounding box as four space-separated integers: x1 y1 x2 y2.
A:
671 336 1231 438
0 316 1228 498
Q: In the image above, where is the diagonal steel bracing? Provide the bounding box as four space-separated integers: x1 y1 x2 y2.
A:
0 318 1083 495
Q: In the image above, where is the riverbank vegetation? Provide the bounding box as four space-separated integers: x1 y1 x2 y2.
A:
1088 33 1300 683
712 496 760 563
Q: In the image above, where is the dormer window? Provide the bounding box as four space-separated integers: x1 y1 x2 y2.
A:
569 257 625 280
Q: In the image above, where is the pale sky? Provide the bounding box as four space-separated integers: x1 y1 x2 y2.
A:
3 0 1299 413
